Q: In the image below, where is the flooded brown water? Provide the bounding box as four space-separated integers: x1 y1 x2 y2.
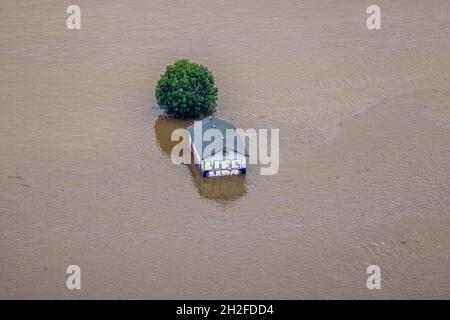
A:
1 0 449 299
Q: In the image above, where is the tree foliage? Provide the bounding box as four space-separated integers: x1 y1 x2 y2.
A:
155 59 218 118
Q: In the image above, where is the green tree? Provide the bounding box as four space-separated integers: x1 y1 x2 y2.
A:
155 59 218 118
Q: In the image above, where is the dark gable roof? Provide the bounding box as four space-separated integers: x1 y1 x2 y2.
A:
187 116 247 157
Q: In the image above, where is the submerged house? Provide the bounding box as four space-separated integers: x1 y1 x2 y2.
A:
187 116 247 177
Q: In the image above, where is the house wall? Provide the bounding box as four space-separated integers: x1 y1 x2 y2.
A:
189 133 247 176
189 136 202 167
201 149 247 173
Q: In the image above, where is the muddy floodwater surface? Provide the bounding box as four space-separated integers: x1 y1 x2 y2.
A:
0 0 449 299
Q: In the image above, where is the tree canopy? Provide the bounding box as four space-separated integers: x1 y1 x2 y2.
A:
155 59 218 118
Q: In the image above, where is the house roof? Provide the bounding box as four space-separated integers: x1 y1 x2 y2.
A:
187 116 247 158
